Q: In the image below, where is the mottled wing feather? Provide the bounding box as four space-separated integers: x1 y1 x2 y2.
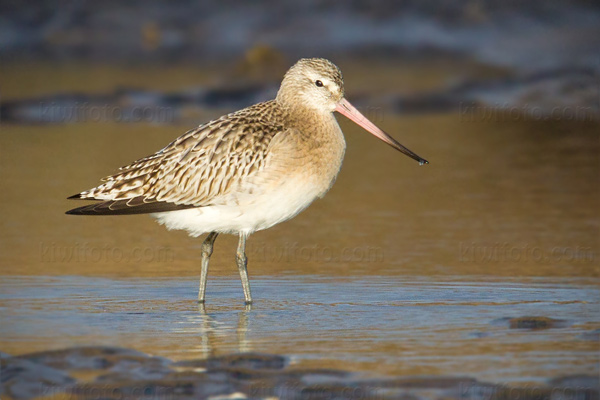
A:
67 100 285 214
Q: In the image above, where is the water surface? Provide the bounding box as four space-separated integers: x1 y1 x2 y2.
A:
1 275 598 385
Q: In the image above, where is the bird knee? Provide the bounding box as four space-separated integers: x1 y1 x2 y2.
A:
236 252 247 265
201 243 214 258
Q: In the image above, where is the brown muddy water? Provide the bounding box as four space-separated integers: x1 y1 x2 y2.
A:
0 63 598 392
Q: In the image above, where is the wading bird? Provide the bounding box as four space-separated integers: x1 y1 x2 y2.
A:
67 58 428 304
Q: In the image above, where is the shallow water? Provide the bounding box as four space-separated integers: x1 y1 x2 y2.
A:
1 275 598 385
0 63 598 387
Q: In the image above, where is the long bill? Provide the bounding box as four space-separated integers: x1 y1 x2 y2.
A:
335 98 428 165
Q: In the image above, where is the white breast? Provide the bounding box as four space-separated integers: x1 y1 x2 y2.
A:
151 174 325 236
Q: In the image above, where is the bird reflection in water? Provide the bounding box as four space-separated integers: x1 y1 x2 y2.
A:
194 303 252 358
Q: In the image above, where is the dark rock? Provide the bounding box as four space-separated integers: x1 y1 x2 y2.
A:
259 376 486 400
173 352 287 371
492 316 569 330
292 382 378 400
1 356 75 400
95 362 175 382
0 85 276 124
488 386 554 400
16 346 171 372
371 376 478 389
468 331 492 338
5 346 598 400
72 378 236 400
549 374 600 391
395 68 599 119
352 376 483 399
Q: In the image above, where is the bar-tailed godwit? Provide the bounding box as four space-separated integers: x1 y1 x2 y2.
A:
67 58 428 304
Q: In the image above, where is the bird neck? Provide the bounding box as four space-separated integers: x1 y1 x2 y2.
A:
277 101 333 135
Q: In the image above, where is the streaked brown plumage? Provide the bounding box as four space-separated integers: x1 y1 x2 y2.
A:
69 100 286 213
67 58 428 304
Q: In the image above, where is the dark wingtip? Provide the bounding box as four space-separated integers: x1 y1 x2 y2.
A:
65 197 198 216
419 159 429 165
67 193 82 199
65 205 91 215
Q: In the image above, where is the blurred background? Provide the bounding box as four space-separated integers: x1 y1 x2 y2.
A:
2 0 599 118
1 0 599 396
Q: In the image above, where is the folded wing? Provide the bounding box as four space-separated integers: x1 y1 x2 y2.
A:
67 101 284 215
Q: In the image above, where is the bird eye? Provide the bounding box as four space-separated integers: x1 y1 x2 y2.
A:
315 80 323 87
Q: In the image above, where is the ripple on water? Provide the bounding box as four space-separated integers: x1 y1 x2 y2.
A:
0 275 598 385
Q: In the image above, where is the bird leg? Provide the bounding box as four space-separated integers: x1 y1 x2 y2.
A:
198 231 219 303
236 232 253 304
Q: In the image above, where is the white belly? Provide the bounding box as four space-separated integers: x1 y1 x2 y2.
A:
150 176 324 237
